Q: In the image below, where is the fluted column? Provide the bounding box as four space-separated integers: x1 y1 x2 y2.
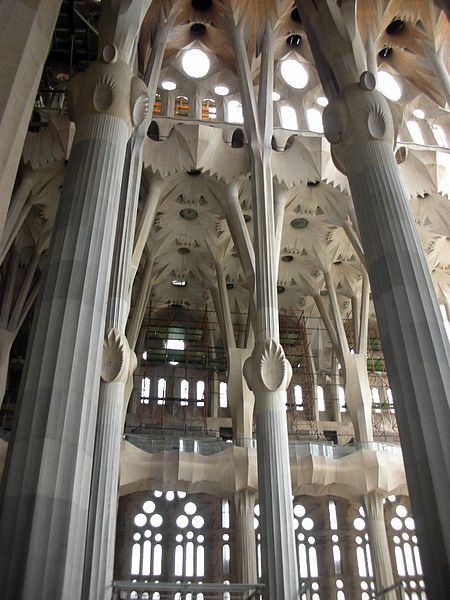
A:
234 490 258 587
0 48 146 599
229 14 298 597
321 72 450 598
364 492 396 599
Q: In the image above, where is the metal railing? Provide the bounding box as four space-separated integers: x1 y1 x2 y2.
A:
125 435 402 459
113 581 264 599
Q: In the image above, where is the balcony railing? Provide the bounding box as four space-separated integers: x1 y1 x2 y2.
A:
124 435 402 459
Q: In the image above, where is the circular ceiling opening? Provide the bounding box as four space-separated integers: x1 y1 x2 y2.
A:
182 48 210 78
281 255 294 262
179 208 198 220
286 34 302 47
377 71 402 101
243 214 251 222
277 285 285 294
386 19 405 35
215 84 229 96
378 47 392 59
291 217 309 229
178 247 191 255
291 8 302 23
191 23 206 36
192 0 212 10
281 59 308 89
226 282 235 289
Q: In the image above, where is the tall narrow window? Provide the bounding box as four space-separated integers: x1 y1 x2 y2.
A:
196 380 205 407
406 120 424 145
386 388 395 413
294 385 304 410
338 386 346 412
153 93 162 116
157 378 166 405
431 124 448 148
317 385 325 412
371 387 381 413
306 108 324 133
280 105 298 130
141 377 151 404
175 96 189 117
181 379 189 407
219 382 228 408
202 98 216 120
227 100 244 124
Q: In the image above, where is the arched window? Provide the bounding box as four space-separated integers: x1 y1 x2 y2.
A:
432 124 449 148
157 378 166 405
371 387 381 413
147 120 160 141
406 120 424 145
181 379 189 407
386 388 395 413
231 128 244 148
202 98 216 120
153 93 162 116
306 108 324 133
280 105 298 130
219 382 228 408
385 496 426 597
317 385 325 412
353 506 374 598
227 100 244 124
196 380 205 407
294 385 304 411
175 96 189 117
141 377 150 404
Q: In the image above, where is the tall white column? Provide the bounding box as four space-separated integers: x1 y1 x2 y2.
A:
322 74 450 599
0 49 145 599
234 490 258 586
364 492 396 599
231 17 298 598
297 3 450 594
0 0 62 241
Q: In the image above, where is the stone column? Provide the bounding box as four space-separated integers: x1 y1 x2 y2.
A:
234 490 258 586
321 73 450 598
364 492 396 599
0 0 62 240
233 18 299 598
0 49 145 600
228 347 253 442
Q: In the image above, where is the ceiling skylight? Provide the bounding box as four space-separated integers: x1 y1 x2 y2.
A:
272 91 281 101
377 71 402 101
280 59 308 89
182 48 210 78
316 96 328 107
162 80 176 91
214 85 229 96
413 108 426 120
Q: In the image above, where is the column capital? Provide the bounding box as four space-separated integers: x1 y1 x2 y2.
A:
101 328 134 384
69 54 149 134
322 72 395 174
243 338 292 394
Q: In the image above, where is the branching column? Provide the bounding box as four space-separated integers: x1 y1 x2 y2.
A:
229 15 298 599
0 50 142 600
0 0 62 240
